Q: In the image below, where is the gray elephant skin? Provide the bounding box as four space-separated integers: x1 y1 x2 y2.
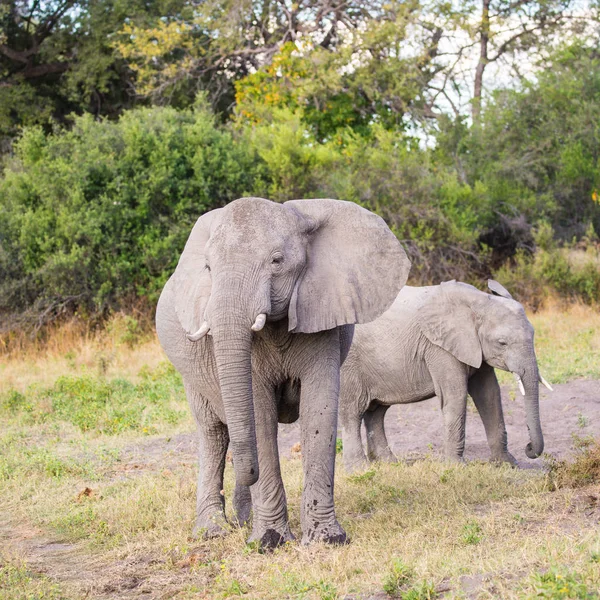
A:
340 280 550 472
156 197 410 546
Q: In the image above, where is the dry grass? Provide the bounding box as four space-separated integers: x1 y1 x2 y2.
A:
3 301 598 396
0 313 165 394
2 425 600 598
530 302 600 383
547 438 600 491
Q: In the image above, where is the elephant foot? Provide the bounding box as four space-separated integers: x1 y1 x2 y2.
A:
301 519 349 546
233 484 252 527
369 452 397 464
444 453 466 464
247 523 295 550
343 456 370 475
192 512 230 539
491 452 518 467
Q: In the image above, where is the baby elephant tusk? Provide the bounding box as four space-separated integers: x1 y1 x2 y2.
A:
187 321 210 342
513 373 525 396
539 374 553 391
251 313 267 332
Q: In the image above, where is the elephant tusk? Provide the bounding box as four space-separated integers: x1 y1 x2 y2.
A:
187 321 210 342
539 374 553 391
513 373 525 396
251 313 267 332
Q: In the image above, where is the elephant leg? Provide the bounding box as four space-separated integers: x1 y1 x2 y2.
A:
233 483 252 527
436 382 469 461
341 411 368 473
187 387 230 539
300 331 347 546
468 364 517 466
364 404 396 462
247 379 294 548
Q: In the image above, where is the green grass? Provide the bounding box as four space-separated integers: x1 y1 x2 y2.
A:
0 556 72 600
0 361 186 435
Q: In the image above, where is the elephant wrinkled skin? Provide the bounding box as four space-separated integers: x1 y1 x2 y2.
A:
340 280 547 472
156 197 410 546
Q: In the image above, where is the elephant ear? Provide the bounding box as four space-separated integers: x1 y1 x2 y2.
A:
417 281 483 368
487 279 513 299
284 199 411 334
173 208 223 335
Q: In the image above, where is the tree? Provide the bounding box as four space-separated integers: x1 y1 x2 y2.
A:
0 0 179 150
116 0 458 131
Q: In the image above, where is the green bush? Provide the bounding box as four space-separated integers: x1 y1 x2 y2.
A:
494 224 600 308
0 98 263 326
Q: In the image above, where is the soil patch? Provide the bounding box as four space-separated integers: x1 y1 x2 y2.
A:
124 379 600 470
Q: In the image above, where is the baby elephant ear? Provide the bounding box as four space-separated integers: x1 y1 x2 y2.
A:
284 199 411 334
418 284 483 369
487 279 513 300
173 208 222 336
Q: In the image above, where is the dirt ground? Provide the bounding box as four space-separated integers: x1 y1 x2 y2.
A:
125 379 600 472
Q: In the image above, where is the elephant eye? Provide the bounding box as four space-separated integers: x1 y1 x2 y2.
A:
205 263 211 272
271 254 284 265
498 339 507 346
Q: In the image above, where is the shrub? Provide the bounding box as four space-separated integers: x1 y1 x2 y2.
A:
494 224 600 308
0 99 263 329
546 438 600 490
382 558 414 596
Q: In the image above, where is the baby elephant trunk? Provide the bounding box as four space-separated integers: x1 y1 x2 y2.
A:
521 363 544 459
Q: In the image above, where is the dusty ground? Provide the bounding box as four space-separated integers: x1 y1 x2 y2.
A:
124 379 600 472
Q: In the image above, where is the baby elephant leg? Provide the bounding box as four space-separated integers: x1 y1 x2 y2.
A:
340 411 368 473
363 404 396 462
441 391 468 461
468 364 517 466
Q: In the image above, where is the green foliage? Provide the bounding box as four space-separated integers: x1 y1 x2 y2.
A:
0 101 262 322
382 558 414 595
457 44 600 236
0 558 68 600
494 224 600 307
2 41 600 326
461 520 482 545
0 0 178 144
530 570 599 599
402 582 437 600
0 362 186 435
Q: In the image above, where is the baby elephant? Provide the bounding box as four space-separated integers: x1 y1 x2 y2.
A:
340 280 551 472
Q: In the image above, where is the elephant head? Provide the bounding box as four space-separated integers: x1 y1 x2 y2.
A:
418 279 548 459
172 197 410 486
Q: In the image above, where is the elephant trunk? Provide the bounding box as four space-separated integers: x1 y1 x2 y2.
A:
521 359 544 459
209 279 262 487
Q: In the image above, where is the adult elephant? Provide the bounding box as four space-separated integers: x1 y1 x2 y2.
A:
156 197 410 547
340 280 550 472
